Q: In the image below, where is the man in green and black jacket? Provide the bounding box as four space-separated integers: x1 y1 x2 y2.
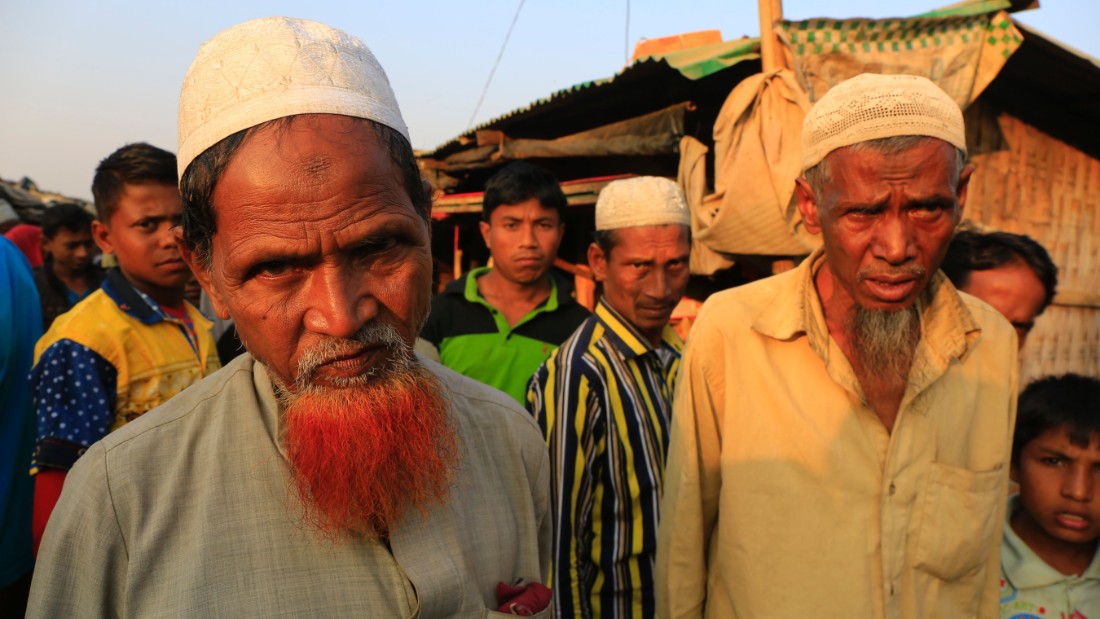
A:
420 162 589 404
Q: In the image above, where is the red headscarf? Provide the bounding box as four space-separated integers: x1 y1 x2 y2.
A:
4 224 43 268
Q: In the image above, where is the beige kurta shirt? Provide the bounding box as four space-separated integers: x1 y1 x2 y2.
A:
28 354 551 618
656 248 1018 619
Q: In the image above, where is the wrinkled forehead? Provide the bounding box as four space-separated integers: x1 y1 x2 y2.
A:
238 115 389 169
213 115 405 196
821 139 961 190
210 117 417 231
606 224 691 258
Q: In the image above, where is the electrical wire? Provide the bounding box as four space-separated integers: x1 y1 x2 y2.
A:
625 0 631 64
466 0 527 132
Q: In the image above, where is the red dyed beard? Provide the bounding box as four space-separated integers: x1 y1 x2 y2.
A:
276 330 458 540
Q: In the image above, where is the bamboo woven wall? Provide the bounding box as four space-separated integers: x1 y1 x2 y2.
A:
964 101 1100 385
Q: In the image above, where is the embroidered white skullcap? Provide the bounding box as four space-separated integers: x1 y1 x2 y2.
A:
177 16 410 181
595 176 690 231
801 73 966 172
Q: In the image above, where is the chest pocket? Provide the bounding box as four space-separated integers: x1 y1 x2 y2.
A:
912 461 1003 581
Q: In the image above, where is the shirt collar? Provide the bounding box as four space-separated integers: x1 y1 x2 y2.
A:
750 247 982 369
1003 494 1100 588
99 267 213 335
253 358 288 459
462 266 562 313
594 298 684 360
101 268 164 325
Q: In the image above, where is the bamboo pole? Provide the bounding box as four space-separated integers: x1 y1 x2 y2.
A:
758 0 786 73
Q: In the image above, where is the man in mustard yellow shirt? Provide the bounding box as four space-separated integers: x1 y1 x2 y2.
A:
656 73 1018 618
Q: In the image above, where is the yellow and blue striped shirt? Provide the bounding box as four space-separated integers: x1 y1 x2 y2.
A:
527 299 683 619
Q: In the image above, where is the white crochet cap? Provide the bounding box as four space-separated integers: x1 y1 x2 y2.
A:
801 73 966 172
595 176 690 231
177 16 410 181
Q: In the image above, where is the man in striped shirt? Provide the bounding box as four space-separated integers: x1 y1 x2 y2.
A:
528 176 691 618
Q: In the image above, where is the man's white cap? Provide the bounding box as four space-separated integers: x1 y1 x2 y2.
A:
177 16 410 181
595 176 690 231
801 73 966 172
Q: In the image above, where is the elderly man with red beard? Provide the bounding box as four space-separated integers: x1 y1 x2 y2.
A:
657 74 1019 619
28 17 551 619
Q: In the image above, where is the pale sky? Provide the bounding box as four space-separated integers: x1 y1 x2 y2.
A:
1 0 1096 201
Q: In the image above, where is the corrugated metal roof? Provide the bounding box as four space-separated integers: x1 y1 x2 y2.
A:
423 38 759 158
421 10 1100 182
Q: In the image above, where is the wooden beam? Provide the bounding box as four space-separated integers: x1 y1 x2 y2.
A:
758 0 785 73
430 177 628 215
1052 290 1100 310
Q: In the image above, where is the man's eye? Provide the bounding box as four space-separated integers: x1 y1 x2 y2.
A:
358 237 399 256
255 262 294 278
1041 457 1064 466
911 204 947 220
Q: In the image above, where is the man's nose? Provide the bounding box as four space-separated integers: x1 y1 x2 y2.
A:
1062 465 1095 503
303 265 376 339
873 214 916 265
158 224 179 249
518 223 538 247
644 268 673 301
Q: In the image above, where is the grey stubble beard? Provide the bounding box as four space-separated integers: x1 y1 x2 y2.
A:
851 305 920 383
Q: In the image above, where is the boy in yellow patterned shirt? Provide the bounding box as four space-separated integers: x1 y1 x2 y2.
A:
29 143 219 552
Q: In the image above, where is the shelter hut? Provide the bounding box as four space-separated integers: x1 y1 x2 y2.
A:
0 176 94 224
417 2 1100 383
417 30 761 300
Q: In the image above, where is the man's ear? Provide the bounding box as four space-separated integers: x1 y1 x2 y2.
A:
794 177 822 235
91 220 113 254
587 242 608 282
478 220 492 250
176 231 230 320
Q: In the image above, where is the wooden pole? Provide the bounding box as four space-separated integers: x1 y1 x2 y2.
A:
453 225 463 281
758 0 785 73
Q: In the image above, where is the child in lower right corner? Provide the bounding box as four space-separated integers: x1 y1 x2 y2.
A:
1001 374 1100 619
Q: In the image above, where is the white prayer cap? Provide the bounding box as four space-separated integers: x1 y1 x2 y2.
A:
801 73 966 172
595 177 690 231
177 16 410 181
